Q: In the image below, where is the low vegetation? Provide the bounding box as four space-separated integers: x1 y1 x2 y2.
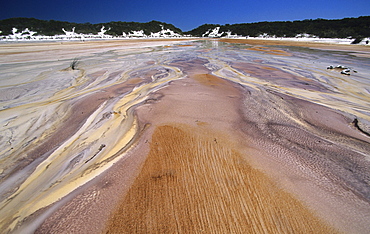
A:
70 58 79 70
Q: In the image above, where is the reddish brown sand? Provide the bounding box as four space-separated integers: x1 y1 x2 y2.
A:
104 124 335 233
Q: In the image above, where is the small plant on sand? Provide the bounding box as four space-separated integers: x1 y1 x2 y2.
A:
70 58 79 70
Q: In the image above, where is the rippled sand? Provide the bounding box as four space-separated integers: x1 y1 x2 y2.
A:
0 39 369 233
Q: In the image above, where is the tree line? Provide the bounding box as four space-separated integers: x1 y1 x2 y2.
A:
0 16 369 39
0 18 182 36
186 16 370 39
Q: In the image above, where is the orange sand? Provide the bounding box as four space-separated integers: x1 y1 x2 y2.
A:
246 46 292 56
105 124 336 233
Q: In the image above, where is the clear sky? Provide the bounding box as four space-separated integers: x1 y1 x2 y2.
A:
1 0 369 31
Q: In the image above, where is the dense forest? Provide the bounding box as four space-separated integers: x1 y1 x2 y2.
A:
0 16 369 39
186 16 370 38
0 18 182 36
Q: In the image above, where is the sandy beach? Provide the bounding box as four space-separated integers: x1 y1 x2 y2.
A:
0 38 369 233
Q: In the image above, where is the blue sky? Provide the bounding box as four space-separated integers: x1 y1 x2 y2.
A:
1 0 369 31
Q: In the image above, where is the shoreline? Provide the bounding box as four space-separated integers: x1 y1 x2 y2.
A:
1 36 370 48
220 38 370 57
0 38 197 46
1 37 370 59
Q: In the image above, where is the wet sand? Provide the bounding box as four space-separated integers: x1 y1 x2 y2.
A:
105 124 335 233
0 39 369 233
